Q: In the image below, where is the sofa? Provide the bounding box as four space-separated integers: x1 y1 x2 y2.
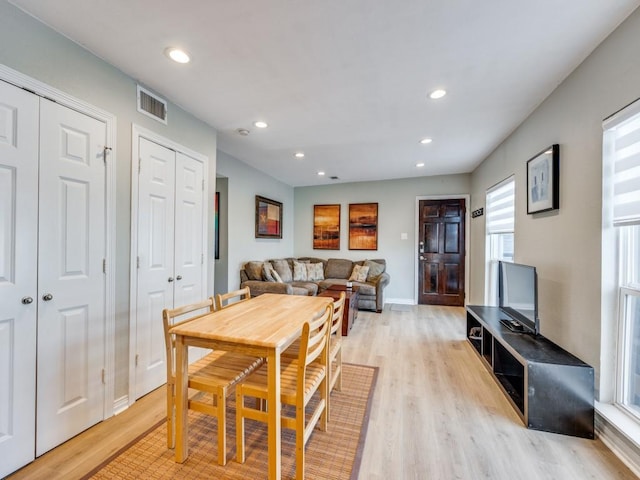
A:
240 257 390 313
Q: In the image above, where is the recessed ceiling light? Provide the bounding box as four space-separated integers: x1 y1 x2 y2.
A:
294 152 305 158
416 162 425 168
236 128 250 136
429 89 447 99
420 138 433 144
165 47 190 64
253 121 268 128
317 171 325 176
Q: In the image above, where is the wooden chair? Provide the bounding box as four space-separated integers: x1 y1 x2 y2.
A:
235 302 334 480
328 292 345 395
215 286 251 310
163 297 264 465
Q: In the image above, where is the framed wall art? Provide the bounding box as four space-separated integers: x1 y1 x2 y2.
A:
349 202 378 250
255 195 282 239
313 204 340 250
527 144 559 214
214 191 220 259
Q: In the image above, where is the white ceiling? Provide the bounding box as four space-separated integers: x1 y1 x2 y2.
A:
10 0 639 186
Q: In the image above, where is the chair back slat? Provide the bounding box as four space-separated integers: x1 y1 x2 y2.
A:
331 292 345 336
300 303 333 368
216 287 251 310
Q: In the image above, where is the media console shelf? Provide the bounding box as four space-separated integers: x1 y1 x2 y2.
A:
467 305 594 438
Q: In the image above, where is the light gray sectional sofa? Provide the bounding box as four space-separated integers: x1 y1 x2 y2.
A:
239 257 390 313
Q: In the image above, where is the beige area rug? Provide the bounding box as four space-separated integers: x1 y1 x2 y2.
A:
85 363 378 480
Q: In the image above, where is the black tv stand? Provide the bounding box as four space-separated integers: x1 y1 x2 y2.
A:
467 305 594 438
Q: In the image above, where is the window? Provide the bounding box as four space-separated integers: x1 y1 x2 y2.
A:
603 98 640 418
485 176 515 305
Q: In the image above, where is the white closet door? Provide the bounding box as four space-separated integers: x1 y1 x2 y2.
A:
174 152 204 307
36 99 106 456
135 138 175 399
0 81 39 478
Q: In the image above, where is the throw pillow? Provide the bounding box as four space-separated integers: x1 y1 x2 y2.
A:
349 264 370 283
262 262 276 282
245 261 264 281
293 260 308 282
271 269 284 283
305 262 325 281
325 258 353 279
364 260 385 282
272 259 293 283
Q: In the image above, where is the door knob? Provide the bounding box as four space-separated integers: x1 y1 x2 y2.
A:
176 275 183 281
168 277 174 283
22 296 34 305
419 255 425 260
42 293 53 301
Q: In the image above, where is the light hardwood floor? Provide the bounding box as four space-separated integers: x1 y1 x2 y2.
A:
7 305 638 480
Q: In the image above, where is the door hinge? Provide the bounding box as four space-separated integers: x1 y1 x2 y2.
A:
137 256 140 269
135 354 139 367
201 253 204 265
202 179 205 191
101 368 106 384
138 157 142 173
103 258 106 273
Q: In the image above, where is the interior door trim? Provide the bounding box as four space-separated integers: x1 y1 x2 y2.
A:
0 63 117 419
128 124 209 408
414 194 470 306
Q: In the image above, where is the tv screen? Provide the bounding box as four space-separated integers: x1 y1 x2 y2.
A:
498 261 539 334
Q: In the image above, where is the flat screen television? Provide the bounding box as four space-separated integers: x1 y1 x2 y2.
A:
498 261 539 335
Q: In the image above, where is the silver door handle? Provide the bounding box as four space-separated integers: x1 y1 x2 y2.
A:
22 296 34 305
176 275 182 281
42 293 53 301
168 277 174 283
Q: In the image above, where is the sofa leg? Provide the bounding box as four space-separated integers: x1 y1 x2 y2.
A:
376 309 382 313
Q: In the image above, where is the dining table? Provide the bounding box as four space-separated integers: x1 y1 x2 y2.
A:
170 293 333 480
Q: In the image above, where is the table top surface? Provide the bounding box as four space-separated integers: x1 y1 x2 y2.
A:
170 293 332 350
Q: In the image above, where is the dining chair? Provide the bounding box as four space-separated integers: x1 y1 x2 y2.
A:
235 302 334 480
328 292 345 395
163 297 264 465
215 286 251 310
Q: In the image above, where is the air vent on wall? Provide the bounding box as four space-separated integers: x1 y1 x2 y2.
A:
137 85 167 124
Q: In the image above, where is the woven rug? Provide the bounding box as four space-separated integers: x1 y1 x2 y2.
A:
85 363 378 480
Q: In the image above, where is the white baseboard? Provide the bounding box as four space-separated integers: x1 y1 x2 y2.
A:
385 298 415 305
113 395 130 415
596 403 640 478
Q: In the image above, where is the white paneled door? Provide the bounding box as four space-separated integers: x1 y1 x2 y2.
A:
0 80 39 479
135 138 205 399
35 99 106 456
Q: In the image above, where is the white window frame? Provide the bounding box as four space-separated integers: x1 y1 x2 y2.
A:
485 176 515 305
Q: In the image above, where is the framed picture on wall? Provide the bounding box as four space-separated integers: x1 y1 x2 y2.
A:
527 144 560 214
349 202 378 250
313 204 340 249
255 195 283 238
214 192 220 259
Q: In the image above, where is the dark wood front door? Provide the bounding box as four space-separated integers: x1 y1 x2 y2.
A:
418 199 466 306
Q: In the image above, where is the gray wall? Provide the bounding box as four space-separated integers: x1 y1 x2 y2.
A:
214 177 229 296
216 151 295 290
469 7 640 397
0 1 218 401
294 174 471 303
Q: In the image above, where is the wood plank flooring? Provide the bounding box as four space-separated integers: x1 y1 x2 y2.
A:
7 305 638 480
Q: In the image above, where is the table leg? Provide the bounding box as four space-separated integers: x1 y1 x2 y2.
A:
267 349 281 480
175 335 189 462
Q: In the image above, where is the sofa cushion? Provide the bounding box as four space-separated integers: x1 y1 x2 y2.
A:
354 282 376 296
325 258 353 279
306 262 324 281
272 259 293 283
349 264 369 282
291 281 319 296
293 260 308 281
245 261 265 281
364 259 385 282
262 262 283 283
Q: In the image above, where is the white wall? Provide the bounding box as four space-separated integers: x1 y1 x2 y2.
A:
294 174 471 303
216 151 295 290
469 6 640 397
0 1 218 401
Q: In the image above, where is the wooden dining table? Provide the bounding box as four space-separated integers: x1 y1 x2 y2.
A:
170 293 333 480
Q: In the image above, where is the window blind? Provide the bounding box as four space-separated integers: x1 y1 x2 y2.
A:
604 99 640 226
486 176 515 234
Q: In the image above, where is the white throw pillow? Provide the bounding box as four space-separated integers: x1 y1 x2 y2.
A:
293 260 308 281
306 262 325 281
349 264 369 283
